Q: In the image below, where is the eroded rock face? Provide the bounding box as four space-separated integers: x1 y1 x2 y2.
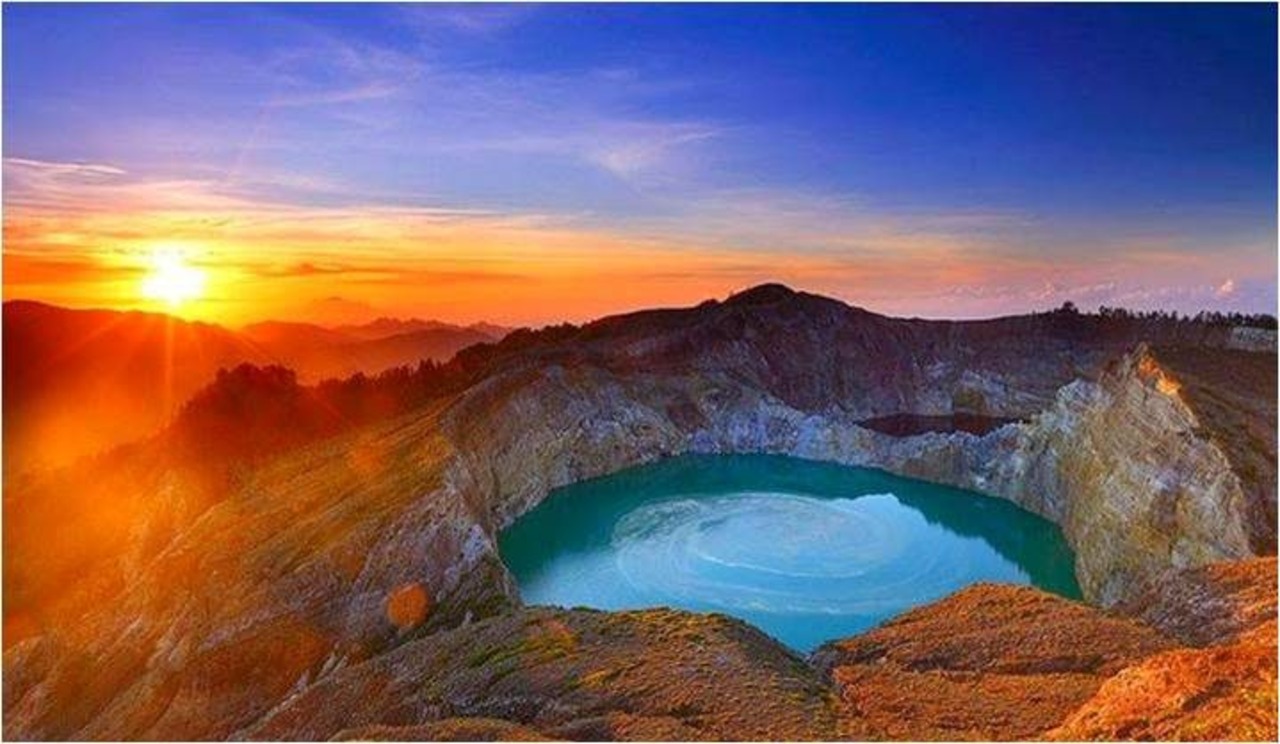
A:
975 347 1256 604
4 286 1275 740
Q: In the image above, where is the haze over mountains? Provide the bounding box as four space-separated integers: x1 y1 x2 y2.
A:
239 318 502 382
1 301 511 472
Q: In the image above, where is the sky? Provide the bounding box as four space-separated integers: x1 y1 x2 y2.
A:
3 3 1276 326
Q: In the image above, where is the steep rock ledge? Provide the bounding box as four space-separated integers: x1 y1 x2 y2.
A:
972 346 1257 604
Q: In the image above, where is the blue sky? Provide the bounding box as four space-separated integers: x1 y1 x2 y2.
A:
3 3 1276 323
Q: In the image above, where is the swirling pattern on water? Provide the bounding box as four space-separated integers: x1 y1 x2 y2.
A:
499 454 1081 651
612 492 984 616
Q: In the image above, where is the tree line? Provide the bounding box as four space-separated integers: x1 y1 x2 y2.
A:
166 322 584 466
1050 301 1277 329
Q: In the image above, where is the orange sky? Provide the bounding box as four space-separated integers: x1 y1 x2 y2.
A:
6 155 1269 329
0 157 1021 326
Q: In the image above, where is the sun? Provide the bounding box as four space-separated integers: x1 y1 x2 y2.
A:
140 247 206 307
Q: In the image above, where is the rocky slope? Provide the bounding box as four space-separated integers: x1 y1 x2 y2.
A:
241 607 837 741
953 345 1260 604
1050 558 1278 741
4 285 1275 740
232 561 1277 742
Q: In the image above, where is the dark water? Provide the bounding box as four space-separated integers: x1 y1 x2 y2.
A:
500 454 1081 652
857 413 1024 437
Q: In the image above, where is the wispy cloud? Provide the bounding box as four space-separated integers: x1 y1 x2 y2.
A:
3 158 126 180
198 10 726 189
3 253 139 286
588 122 723 181
397 4 538 38
257 13 425 110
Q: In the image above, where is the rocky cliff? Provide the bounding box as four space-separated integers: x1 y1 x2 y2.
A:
4 285 1275 740
980 347 1258 603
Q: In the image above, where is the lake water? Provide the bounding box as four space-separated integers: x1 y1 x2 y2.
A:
500 454 1081 651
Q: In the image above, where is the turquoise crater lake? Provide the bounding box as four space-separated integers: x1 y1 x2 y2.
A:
500 454 1082 651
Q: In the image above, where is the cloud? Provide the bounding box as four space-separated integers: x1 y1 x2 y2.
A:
588 123 722 180
301 295 379 325
397 4 537 38
269 81 403 108
3 158 138 212
3 11 727 206
361 64 725 188
3 157 264 214
910 276 1275 319
2 252 139 285
1215 278 1237 297
212 18 729 188
257 16 425 111
246 261 389 279
233 259 525 285
4 158 126 180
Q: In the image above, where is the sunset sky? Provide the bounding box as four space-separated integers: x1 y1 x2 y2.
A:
4 3 1276 326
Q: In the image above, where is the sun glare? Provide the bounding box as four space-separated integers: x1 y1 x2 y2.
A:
141 248 206 307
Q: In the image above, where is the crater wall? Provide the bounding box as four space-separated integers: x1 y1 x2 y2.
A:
444 343 1264 608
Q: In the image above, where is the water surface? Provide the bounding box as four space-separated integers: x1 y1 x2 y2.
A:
500 454 1080 651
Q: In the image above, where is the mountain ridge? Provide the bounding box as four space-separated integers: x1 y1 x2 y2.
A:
1 301 510 472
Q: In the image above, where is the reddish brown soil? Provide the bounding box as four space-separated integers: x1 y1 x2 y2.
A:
813 584 1178 740
1049 637 1277 741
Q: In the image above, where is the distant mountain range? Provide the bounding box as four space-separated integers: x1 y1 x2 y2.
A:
240 317 508 381
332 316 511 342
2 301 511 472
